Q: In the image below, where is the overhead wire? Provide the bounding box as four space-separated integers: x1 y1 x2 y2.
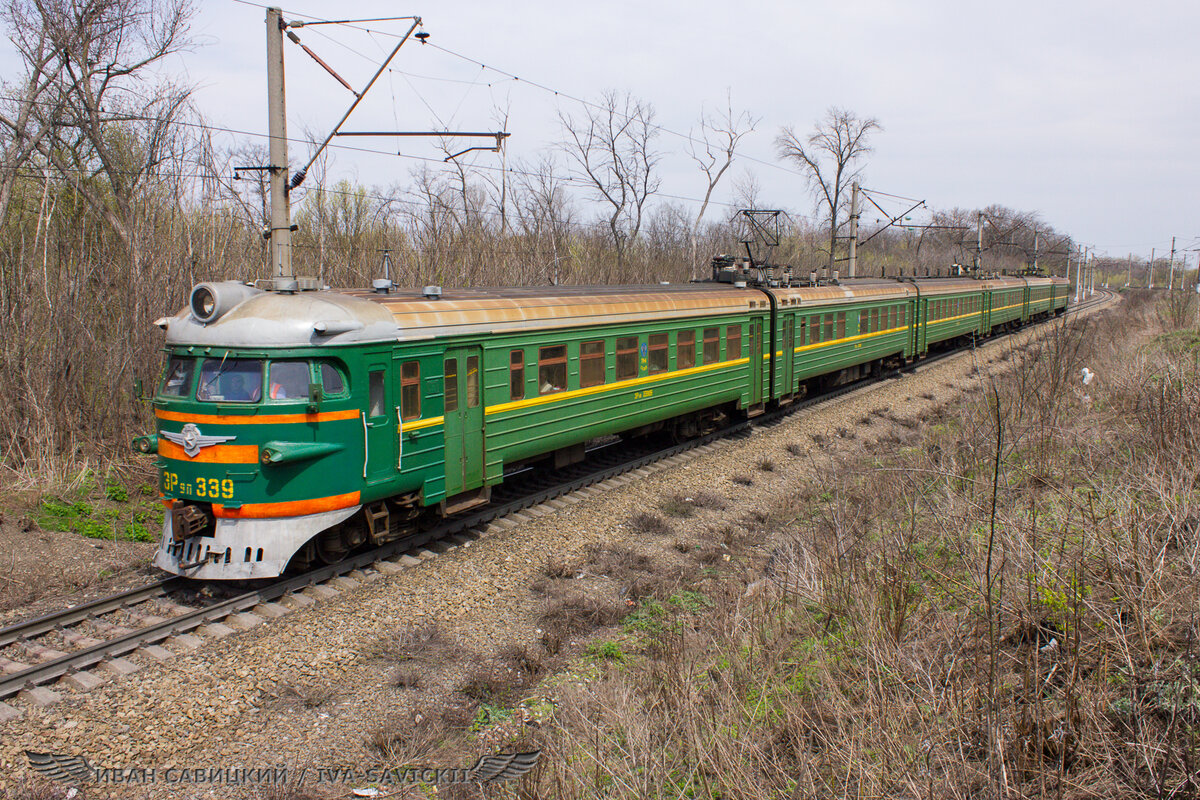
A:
228 0 808 182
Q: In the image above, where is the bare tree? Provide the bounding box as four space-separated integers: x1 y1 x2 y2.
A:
686 92 756 276
688 92 757 228
0 0 66 223
33 0 194 272
559 91 661 269
776 107 880 275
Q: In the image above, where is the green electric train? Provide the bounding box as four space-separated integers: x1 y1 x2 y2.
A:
138 265 1068 579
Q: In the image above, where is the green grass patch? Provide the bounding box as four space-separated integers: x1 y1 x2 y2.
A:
669 590 713 613
586 640 627 663
471 703 513 731
624 598 668 633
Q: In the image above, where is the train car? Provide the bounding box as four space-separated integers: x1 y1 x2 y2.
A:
909 278 988 353
769 280 916 398
145 282 770 579
986 277 1028 330
1050 276 1070 315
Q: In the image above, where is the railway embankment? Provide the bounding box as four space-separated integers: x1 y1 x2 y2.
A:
10 291 1188 800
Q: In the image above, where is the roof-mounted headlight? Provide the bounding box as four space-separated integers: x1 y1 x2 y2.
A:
189 281 263 324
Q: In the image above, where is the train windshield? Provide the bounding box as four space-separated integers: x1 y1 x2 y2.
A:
196 358 263 403
160 356 193 397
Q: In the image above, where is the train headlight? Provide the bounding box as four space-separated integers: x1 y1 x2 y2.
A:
188 281 263 324
191 286 216 320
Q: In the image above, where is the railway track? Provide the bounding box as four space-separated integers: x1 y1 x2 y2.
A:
0 291 1113 720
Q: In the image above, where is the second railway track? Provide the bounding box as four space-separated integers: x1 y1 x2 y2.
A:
0 290 1114 720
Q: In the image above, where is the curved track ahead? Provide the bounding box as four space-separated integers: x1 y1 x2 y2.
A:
0 290 1114 708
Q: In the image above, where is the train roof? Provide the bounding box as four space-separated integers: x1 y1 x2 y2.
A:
162 276 1064 349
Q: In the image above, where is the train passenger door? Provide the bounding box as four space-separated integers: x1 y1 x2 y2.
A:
749 317 764 405
917 299 928 354
364 356 397 486
781 315 795 395
442 346 485 498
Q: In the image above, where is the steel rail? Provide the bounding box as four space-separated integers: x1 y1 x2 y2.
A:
0 291 1112 701
0 577 187 650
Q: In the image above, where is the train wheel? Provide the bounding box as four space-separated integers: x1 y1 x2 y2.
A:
315 528 348 564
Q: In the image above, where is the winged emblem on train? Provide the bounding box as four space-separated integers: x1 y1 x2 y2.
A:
161 423 236 457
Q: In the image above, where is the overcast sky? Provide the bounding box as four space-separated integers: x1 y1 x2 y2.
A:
28 0 1200 263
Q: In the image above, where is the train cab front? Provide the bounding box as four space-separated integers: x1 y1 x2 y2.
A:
138 282 399 580
148 348 365 579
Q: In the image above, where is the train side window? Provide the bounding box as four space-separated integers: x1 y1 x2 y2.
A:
581 340 606 387
726 325 741 359
319 362 346 396
836 313 845 340
702 327 720 364
823 314 834 342
444 359 459 412
890 306 898 329
648 333 669 374
509 350 525 401
859 310 868 334
400 361 420 421
870 308 879 332
368 370 385 417
538 346 567 394
466 356 480 409
160 356 193 397
677 330 695 370
616 337 638 380
900 305 907 326
268 360 309 401
810 315 822 343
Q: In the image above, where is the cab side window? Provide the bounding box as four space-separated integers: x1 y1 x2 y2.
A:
160 357 193 397
319 362 346 395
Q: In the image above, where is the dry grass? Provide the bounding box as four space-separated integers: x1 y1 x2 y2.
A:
365 622 463 665
627 511 673 536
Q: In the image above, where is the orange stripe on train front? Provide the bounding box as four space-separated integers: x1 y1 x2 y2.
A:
159 440 260 464
212 491 362 519
155 408 360 425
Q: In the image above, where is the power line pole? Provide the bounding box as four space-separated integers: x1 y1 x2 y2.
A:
1169 236 1177 290
847 181 859 279
1127 253 1133 288
975 212 983 272
1149 247 1155 289
266 6 293 288
1033 229 1039 273
1080 245 1089 302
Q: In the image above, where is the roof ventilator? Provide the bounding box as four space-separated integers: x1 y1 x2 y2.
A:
423 285 442 300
